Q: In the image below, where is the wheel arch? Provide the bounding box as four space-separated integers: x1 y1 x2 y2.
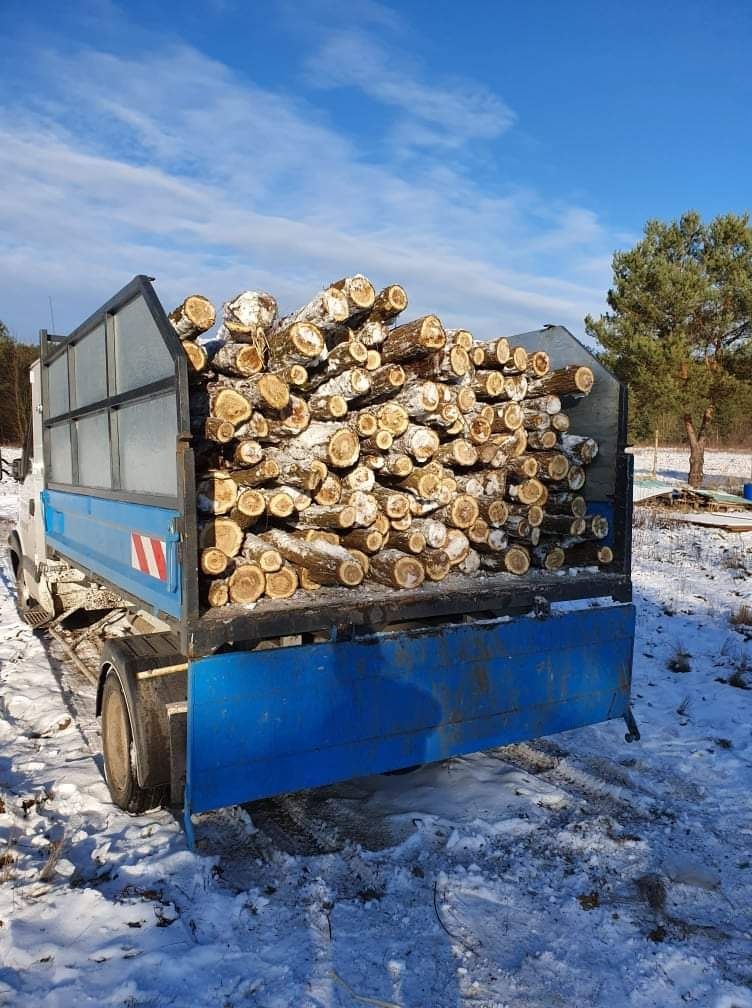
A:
97 638 186 792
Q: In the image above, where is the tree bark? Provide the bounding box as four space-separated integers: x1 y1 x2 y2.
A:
261 528 364 586
381 316 446 363
168 295 216 340
369 550 425 589
684 407 713 488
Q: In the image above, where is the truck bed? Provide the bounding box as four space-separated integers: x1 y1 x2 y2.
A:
185 566 630 654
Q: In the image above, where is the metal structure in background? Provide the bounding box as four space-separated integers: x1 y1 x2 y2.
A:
29 276 637 832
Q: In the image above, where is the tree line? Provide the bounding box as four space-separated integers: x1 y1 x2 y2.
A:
0 322 38 446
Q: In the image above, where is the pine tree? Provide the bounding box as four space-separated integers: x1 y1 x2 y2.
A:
586 212 752 486
0 320 39 446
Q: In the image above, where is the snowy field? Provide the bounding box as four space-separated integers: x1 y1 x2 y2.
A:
631 446 752 487
0 460 751 1007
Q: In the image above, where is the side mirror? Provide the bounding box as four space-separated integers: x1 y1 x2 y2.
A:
11 458 25 481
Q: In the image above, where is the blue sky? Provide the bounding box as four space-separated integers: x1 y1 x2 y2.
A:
1 0 750 344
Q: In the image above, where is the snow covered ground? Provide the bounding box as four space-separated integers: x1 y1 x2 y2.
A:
631 446 752 487
0 462 751 1007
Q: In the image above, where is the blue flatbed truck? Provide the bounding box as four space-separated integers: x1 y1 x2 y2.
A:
8 276 637 842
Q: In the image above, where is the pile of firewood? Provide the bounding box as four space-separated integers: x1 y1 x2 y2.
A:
167 277 611 607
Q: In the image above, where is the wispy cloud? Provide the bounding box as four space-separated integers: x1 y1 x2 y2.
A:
305 29 515 150
0 22 613 343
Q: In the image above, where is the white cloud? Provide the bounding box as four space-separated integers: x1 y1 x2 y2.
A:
305 29 515 149
0 36 613 344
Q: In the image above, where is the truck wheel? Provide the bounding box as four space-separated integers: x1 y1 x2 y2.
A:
101 671 167 814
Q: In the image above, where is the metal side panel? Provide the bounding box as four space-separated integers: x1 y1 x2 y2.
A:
185 603 635 819
42 488 182 617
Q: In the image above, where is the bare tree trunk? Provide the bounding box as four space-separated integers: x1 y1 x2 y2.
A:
684 407 713 488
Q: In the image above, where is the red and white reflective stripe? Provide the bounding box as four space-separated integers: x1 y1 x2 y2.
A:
131 533 167 582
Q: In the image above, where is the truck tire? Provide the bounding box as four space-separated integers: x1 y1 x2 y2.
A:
101 671 167 814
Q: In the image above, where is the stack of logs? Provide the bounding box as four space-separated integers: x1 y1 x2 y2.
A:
167 277 612 606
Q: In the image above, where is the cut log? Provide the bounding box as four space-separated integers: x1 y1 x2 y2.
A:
507 479 545 506
540 514 586 536
471 370 506 399
370 485 411 519
195 416 235 444
169 295 216 340
369 550 425 589
298 568 322 591
525 394 561 415
241 532 283 572
532 452 570 481
263 452 327 492
354 410 379 437
522 409 552 432
527 430 558 451
475 337 510 368
265 395 311 440
503 346 529 374
565 465 586 490
360 431 393 453
365 350 381 371
232 439 265 466
506 456 539 479
387 529 426 554
381 316 446 363
199 517 244 557
236 412 270 440
200 547 228 576
444 529 470 566
407 345 470 382
353 320 389 347
525 351 550 378
367 284 408 324
559 434 599 464
264 566 299 599
209 373 289 414
308 394 349 420
343 465 376 493
507 503 544 527
532 545 565 571
423 548 452 581
475 496 509 527
277 288 349 335
376 402 410 436
345 490 379 527
453 474 485 498
467 518 490 546
205 578 229 608
277 485 312 512
260 488 296 518
392 380 440 421
208 387 252 427
261 528 364 586
456 387 477 414
222 290 277 341
482 546 530 576
491 402 524 433
183 340 209 374
234 488 267 520
211 342 265 378
550 412 571 433
396 466 443 500
580 514 610 540
228 561 266 604
268 320 326 369
355 365 406 403
391 424 440 462
341 528 384 554
564 543 613 565
435 494 479 529
306 340 368 387
282 423 360 469
389 512 413 531
229 460 280 487
267 363 309 388
382 452 414 477
411 518 448 548
331 274 376 315
466 416 492 445
292 504 356 530
316 368 371 401
530 364 594 397
457 548 481 577
472 528 509 554
313 474 343 506
197 471 238 514
433 439 478 467
545 492 587 517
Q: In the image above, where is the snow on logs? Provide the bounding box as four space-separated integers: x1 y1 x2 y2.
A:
170 275 607 607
